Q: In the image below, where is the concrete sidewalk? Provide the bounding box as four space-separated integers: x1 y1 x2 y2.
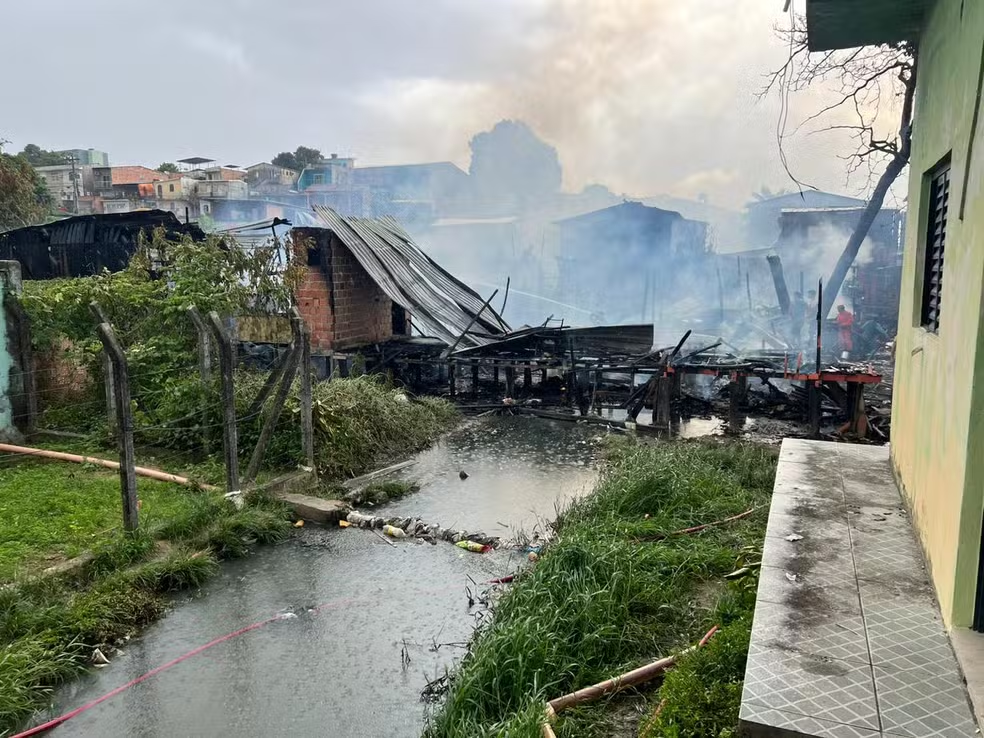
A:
740 439 978 737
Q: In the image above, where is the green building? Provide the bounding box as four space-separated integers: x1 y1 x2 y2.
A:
808 0 984 630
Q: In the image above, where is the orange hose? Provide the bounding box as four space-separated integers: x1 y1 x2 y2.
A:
0 443 217 491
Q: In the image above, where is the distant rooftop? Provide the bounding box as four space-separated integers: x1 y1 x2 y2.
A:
177 157 215 166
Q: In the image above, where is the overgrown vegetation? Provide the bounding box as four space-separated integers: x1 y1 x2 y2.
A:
344 479 420 506
0 458 292 734
426 440 775 738
20 232 457 479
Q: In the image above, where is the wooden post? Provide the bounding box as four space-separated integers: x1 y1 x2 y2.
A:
654 375 673 429
245 348 290 419
808 381 822 438
95 322 138 531
244 314 302 486
89 302 116 437
448 361 456 398
505 366 516 398
187 306 213 451
207 311 239 495
186 306 212 383
540 368 547 385
493 362 500 386
472 362 480 397
729 373 748 431
299 317 315 471
524 365 533 391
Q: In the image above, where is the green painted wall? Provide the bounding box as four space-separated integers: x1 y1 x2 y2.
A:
892 0 984 627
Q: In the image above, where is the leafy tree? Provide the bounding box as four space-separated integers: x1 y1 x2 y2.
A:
469 120 562 200
271 146 323 172
156 162 179 174
19 143 68 167
0 153 50 230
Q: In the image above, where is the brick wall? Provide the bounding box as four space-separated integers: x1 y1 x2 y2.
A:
293 228 394 352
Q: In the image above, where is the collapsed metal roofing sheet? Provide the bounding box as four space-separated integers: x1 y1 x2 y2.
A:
312 206 509 348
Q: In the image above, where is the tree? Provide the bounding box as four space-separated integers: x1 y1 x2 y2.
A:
468 120 562 199
156 162 179 174
765 20 916 318
271 146 323 172
0 152 50 230
19 143 68 167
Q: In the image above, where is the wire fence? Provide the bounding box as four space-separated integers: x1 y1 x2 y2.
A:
2 302 315 531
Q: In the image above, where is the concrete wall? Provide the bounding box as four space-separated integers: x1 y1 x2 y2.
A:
293 229 394 352
891 0 984 627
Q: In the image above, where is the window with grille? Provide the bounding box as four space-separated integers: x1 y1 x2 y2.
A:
921 158 951 332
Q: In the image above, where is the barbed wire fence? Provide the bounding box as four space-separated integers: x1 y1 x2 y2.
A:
3 296 315 532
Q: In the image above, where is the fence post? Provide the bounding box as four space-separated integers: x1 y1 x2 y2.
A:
187 306 213 451
89 302 117 437
244 312 302 486
94 321 139 531
207 311 240 496
299 315 315 471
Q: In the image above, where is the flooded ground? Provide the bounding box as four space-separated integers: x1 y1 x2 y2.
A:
33 417 601 738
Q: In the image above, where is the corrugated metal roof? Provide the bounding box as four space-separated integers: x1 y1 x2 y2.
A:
311 206 510 348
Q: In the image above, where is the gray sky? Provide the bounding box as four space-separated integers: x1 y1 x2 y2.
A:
0 0 891 209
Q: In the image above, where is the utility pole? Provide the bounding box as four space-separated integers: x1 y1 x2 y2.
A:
68 155 81 214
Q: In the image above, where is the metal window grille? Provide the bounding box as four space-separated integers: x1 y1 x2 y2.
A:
921 162 950 332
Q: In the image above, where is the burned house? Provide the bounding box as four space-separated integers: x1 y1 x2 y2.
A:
776 206 905 326
291 207 509 355
555 202 710 325
0 210 205 280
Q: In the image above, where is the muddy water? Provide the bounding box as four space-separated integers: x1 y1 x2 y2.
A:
36 417 601 738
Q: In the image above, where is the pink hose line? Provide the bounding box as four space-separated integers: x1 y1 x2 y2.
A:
11 584 462 737
0 443 217 491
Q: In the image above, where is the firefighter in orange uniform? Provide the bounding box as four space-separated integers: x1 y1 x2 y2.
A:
835 304 854 358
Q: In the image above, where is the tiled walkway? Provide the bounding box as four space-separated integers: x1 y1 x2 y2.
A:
739 439 979 737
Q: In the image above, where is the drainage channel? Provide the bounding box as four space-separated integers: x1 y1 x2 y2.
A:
28 416 602 738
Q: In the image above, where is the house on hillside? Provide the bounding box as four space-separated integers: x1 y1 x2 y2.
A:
776 206 905 327
555 202 709 325
245 162 297 194
351 161 469 220
744 190 865 246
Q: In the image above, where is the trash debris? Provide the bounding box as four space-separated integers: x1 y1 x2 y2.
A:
528 551 540 562
383 524 407 539
784 533 803 542
456 540 490 553
785 572 798 582
338 520 351 528
293 520 305 528
487 574 516 584
459 470 469 480
91 648 110 665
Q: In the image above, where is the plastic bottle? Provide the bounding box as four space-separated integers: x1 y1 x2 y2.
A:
456 540 489 553
382 524 407 539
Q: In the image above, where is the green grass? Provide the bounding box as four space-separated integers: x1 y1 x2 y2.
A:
0 460 202 581
0 458 292 734
425 439 776 738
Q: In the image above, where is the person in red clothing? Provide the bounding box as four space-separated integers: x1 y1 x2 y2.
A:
835 304 855 357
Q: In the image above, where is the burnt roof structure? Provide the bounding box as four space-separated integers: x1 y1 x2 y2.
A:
0 210 206 280
311 206 510 348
